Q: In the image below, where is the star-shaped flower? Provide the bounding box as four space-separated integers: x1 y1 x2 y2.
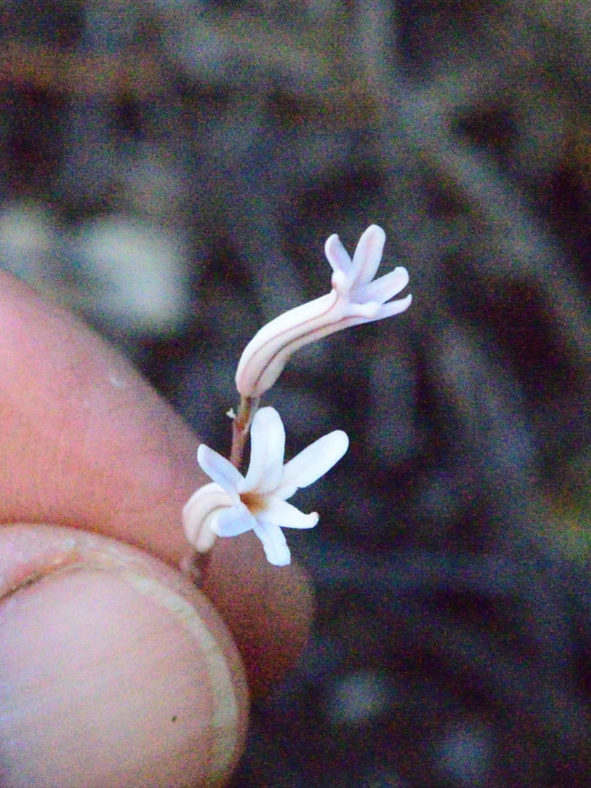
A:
235 224 412 397
183 407 349 566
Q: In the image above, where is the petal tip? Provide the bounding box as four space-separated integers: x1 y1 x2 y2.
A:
325 233 352 275
334 429 350 454
269 555 291 567
365 223 385 240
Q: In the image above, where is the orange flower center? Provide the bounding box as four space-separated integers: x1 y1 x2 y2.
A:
240 491 267 514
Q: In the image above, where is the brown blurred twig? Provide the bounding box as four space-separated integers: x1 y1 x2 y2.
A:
0 41 167 98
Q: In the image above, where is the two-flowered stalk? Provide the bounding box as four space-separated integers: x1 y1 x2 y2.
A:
183 224 411 566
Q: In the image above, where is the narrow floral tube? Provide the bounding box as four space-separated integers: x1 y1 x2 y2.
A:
235 225 412 397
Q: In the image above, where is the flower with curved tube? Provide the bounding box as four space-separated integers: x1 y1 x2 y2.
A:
235 224 412 398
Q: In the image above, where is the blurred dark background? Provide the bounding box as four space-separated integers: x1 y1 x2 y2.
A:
1 1 591 785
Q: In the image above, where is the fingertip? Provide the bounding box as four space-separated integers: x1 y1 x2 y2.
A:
0 525 248 788
203 532 314 695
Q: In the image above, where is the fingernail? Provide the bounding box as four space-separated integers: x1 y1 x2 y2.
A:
0 524 248 788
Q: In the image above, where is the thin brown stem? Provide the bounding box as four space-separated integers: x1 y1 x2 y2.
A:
179 547 210 587
230 395 259 469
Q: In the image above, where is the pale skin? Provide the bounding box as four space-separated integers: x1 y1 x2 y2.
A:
0 271 313 787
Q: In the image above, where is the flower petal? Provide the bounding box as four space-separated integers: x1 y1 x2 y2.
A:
213 504 257 537
197 444 243 501
344 300 382 320
330 268 350 296
257 497 319 528
373 292 413 320
277 430 349 499
325 233 352 276
332 293 412 331
252 521 291 566
182 482 233 552
355 266 409 306
242 406 285 493
350 224 386 289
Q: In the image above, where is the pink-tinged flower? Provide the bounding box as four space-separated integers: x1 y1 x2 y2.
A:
183 407 349 566
235 224 412 397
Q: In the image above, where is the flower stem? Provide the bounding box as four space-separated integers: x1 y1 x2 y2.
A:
179 547 210 586
230 395 259 469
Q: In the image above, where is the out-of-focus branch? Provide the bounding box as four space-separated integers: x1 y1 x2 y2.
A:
0 41 167 98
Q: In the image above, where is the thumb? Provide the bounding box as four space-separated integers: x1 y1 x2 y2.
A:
0 524 248 788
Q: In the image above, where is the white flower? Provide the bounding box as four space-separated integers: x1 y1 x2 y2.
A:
183 407 349 566
235 224 412 397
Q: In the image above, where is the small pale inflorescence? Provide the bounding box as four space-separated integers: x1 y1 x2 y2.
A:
183 407 349 566
235 224 412 398
183 225 411 566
